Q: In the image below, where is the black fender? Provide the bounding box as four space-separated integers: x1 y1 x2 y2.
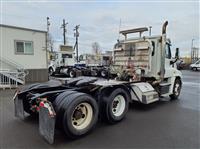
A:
97 85 132 103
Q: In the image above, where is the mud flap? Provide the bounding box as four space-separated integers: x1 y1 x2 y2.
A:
39 103 56 144
14 96 25 119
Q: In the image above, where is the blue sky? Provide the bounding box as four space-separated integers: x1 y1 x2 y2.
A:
1 0 199 56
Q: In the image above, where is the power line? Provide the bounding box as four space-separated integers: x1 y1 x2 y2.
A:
54 39 112 50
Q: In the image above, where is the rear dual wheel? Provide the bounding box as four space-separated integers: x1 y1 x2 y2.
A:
49 67 55 76
101 70 108 77
101 88 130 124
69 69 76 78
53 91 98 139
71 103 93 129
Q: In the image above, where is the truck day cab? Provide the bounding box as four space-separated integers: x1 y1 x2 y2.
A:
14 21 182 144
48 45 109 78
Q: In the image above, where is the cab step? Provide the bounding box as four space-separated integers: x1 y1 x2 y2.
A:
159 82 171 95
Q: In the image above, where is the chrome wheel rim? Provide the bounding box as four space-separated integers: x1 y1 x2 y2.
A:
174 83 180 96
70 71 75 78
101 71 106 77
49 68 53 75
112 95 126 117
71 102 93 130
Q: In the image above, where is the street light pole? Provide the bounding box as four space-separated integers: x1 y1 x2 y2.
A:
149 26 152 36
47 17 50 51
191 39 195 63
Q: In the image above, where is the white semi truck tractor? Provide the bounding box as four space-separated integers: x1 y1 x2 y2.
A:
48 46 109 78
48 45 77 77
14 21 182 144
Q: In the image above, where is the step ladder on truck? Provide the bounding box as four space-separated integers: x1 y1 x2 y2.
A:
13 21 182 144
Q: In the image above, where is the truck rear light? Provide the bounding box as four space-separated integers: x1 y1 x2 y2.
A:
39 100 56 117
39 102 44 107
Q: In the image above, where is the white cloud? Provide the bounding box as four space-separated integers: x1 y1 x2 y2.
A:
1 1 199 56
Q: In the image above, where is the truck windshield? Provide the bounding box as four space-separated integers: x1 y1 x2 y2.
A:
114 43 122 49
124 43 135 56
165 43 171 59
62 54 73 58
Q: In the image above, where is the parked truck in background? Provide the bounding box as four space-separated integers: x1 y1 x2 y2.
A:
14 21 182 144
48 45 110 78
48 45 76 76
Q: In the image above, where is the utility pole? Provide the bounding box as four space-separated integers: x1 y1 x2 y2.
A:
149 26 152 36
46 17 50 68
191 39 195 63
74 25 80 63
61 19 68 45
47 17 50 51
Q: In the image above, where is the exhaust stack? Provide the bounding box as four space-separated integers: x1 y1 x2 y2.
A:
160 21 168 80
162 21 168 34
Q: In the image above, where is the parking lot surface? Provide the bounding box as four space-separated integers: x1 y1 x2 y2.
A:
0 70 199 149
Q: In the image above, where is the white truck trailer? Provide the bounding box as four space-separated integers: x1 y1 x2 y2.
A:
14 21 182 144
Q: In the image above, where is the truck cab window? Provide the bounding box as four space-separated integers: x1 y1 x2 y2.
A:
165 43 171 59
151 41 155 56
125 43 135 56
62 54 73 58
114 43 122 49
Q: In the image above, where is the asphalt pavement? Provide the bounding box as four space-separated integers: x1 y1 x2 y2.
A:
0 70 199 149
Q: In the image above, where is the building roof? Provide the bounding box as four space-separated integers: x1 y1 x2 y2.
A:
0 24 47 33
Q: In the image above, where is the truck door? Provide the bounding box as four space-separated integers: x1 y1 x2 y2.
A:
164 43 173 78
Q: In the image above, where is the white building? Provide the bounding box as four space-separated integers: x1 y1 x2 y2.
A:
0 24 48 87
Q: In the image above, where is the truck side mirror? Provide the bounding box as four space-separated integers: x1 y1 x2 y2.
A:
175 48 179 59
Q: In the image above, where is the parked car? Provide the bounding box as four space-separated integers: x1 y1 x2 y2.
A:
190 59 200 71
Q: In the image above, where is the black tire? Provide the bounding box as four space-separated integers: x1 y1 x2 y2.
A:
53 91 76 111
101 88 130 124
53 91 77 128
49 67 55 76
192 67 197 71
91 69 98 77
170 78 182 100
61 93 98 139
101 70 107 78
69 69 76 78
